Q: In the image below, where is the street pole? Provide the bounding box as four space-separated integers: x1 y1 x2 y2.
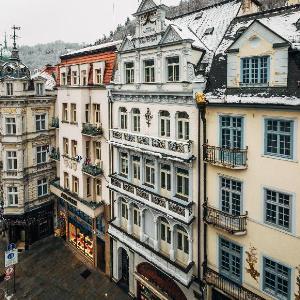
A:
13 265 15 293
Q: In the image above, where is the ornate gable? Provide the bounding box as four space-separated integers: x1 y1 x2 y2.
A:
160 26 182 45
135 0 158 15
120 38 135 52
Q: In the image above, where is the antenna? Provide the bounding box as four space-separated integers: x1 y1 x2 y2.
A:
11 25 21 49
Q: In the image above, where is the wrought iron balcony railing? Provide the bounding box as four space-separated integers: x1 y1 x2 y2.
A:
51 117 59 128
203 204 247 235
49 148 60 161
204 267 264 300
82 163 103 177
82 123 103 137
203 144 248 169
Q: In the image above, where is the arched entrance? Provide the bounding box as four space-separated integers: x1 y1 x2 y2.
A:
118 247 129 292
136 262 187 300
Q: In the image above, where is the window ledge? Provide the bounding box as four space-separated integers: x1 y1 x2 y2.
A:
70 122 78 126
261 154 297 163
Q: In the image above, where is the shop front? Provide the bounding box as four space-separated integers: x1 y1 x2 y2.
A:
136 262 187 300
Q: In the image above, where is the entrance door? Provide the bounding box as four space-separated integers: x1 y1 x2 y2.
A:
97 238 106 272
212 288 231 300
119 248 129 292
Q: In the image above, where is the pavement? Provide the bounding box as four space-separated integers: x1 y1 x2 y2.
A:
0 236 131 300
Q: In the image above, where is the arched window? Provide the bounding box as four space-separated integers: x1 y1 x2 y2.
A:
176 225 189 255
133 204 141 227
119 107 127 130
160 217 171 244
159 111 170 137
177 112 189 140
132 108 140 132
121 199 128 220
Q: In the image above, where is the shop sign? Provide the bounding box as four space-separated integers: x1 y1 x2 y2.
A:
5 249 18 268
61 193 77 207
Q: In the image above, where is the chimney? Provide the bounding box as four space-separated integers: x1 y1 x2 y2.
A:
238 0 262 16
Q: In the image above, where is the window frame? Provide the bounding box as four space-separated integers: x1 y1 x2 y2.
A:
6 117 16 135
120 152 129 177
36 145 48 165
36 82 44 96
120 107 128 130
70 103 77 123
144 159 155 187
7 151 18 170
176 167 189 199
167 56 180 82
7 186 18 206
6 82 13 96
95 68 102 85
125 61 135 84
159 111 171 138
35 114 46 132
160 163 171 191
132 156 141 181
37 178 48 198
62 103 68 121
144 59 155 83
177 112 189 140
132 108 140 133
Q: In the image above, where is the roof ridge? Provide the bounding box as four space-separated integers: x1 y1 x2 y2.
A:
167 0 240 20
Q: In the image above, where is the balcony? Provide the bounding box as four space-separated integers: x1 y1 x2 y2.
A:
110 175 194 224
203 204 247 235
205 267 264 300
109 222 194 287
49 148 60 161
50 179 103 218
203 145 248 169
82 123 103 137
82 162 103 177
110 129 193 161
51 117 59 128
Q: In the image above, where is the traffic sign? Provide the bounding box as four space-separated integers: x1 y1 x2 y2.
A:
5 249 18 268
7 243 16 251
5 267 14 276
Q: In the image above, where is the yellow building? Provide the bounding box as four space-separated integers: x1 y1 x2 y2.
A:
201 3 300 300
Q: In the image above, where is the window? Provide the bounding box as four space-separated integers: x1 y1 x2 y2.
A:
7 187 18 206
160 111 170 137
6 83 13 96
219 238 242 283
120 153 128 177
7 151 17 170
263 257 290 299
96 180 101 196
71 104 77 123
264 189 291 231
167 56 180 82
121 201 128 219
61 72 66 85
36 145 48 164
145 159 155 187
125 62 134 84
160 164 171 191
85 141 90 159
81 70 87 85
177 112 189 140
160 220 171 244
6 118 16 135
72 71 78 85
95 142 101 160
220 116 243 148
241 56 269 85
23 82 28 91
132 108 140 132
132 156 141 180
120 107 127 130
71 140 78 157
220 177 242 215
95 69 102 84
86 177 91 196
72 176 79 194
265 119 293 159
177 226 189 254
37 178 48 197
176 168 189 198
62 103 68 121
133 207 141 226
36 83 44 96
64 172 69 189
85 104 90 123
63 138 69 155
35 114 46 131
93 104 101 124
144 59 155 83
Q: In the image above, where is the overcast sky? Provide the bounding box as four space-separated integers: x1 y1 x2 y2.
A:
0 0 180 46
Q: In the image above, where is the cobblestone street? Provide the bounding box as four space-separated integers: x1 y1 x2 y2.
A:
0 236 130 300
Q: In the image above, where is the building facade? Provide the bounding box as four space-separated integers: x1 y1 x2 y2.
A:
50 41 121 275
0 43 57 250
202 3 300 300
107 0 255 299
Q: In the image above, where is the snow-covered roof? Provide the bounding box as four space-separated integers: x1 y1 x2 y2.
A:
170 0 242 52
32 70 56 90
61 40 122 58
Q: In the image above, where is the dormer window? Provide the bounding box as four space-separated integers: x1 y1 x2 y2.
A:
204 27 214 35
194 12 203 20
241 56 269 86
36 83 44 96
95 69 102 84
125 62 134 84
81 70 87 85
72 71 78 85
167 56 180 82
6 83 13 96
144 59 155 83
